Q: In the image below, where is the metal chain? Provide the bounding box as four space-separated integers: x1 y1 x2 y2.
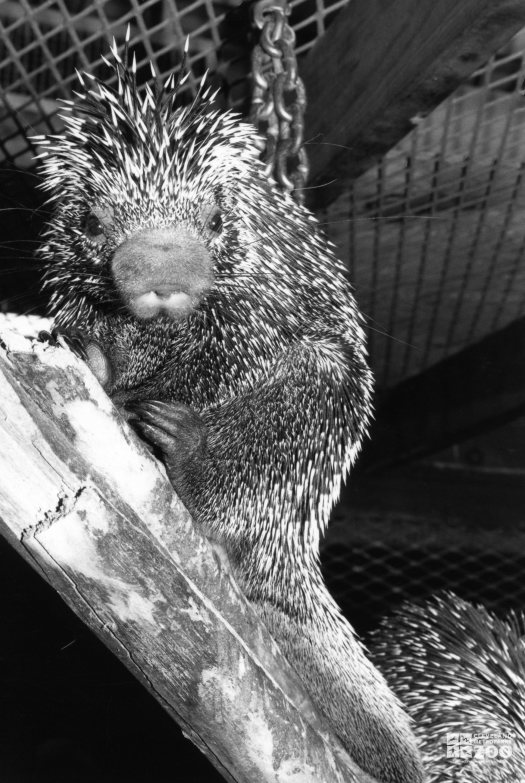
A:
250 0 309 204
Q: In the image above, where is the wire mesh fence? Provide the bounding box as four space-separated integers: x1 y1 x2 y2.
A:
324 29 525 388
323 413 525 632
322 540 525 635
0 0 225 166
0 0 346 166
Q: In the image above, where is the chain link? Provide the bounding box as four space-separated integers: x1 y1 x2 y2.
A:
250 0 309 204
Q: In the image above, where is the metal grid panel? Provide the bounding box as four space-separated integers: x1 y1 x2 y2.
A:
325 29 525 388
290 0 347 55
0 0 346 168
0 0 230 166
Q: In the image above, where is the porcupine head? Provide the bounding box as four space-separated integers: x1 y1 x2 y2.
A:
36 38 424 783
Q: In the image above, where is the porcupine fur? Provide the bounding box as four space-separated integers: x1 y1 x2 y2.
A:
36 41 423 783
368 592 525 782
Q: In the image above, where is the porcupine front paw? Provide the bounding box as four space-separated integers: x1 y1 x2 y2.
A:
39 326 89 359
128 401 208 505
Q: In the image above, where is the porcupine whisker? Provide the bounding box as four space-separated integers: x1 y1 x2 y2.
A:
45 276 107 292
0 206 47 216
0 239 46 246
360 312 419 350
0 289 39 306
315 215 448 228
211 286 307 321
238 236 274 251
0 248 45 260
213 271 277 283
366 325 417 350
0 262 45 273
0 302 44 319
22 304 46 318
0 169 43 183
202 291 243 316
302 138 357 153
291 178 339 193
213 289 299 322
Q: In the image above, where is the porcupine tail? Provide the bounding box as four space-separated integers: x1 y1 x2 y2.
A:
368 593 525 782
257 574 425 783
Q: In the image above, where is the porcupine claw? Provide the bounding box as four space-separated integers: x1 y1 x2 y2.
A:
128 401 208 511
128 400 208 477
38 326 89 360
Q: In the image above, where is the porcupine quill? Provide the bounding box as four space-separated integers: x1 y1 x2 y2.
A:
368 592 525 782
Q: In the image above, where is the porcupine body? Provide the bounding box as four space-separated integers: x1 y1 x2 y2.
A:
36 43 423 783
368 592 525 782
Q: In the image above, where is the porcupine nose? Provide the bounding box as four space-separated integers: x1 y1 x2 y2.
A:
111 226 214 320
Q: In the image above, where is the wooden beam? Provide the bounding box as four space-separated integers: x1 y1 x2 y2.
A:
358 316 525 472
301 0 525 209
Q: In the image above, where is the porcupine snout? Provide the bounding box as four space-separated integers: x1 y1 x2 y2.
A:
111 225 214 320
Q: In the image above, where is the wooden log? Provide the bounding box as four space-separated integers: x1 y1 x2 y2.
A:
302 0 525 208
0 329 374 783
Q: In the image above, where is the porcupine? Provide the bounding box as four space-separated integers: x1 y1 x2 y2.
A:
35 42 423 783
368 592 525 782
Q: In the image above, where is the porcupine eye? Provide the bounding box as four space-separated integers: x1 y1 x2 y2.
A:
205 206 223 236
84 212 105 238
82 206 114 246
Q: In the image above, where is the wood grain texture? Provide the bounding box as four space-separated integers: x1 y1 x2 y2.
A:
0 331 373 783
302 0 525 208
